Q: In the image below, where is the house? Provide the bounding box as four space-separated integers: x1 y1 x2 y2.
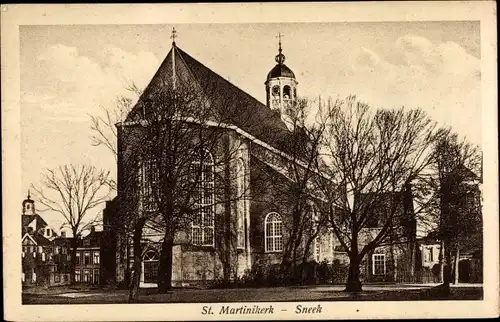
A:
73 226 102 284
101 36 420 287
21 192 69 286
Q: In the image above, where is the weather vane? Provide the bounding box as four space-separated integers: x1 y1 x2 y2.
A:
277 32 284 47
171 27 178 45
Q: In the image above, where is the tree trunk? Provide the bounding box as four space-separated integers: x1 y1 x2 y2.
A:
157 234 174 293
453 245 460 285
345 255 362 292
128 218 146 303
438 239 445 283
70 236 78 284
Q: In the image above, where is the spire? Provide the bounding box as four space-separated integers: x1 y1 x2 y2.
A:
275 32 285 65
27 189 31 200
171 27 177 89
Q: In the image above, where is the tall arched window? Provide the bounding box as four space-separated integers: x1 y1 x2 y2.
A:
265 212 283 252
191 149 215 246
236 158 246 249
138 158 158 212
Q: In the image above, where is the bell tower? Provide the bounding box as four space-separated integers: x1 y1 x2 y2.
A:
265 33 298 126
22 190 35 216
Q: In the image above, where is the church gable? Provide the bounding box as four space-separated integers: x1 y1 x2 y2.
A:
125 45 296 155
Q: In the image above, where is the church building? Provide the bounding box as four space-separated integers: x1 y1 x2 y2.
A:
101 33 419 287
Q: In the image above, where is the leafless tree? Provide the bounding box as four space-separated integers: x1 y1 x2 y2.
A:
32 165 111 284
88 83 142 286
251 98 328 282
433 131 482 289
316 95 442 292
89 83 142 190
120 73 254 301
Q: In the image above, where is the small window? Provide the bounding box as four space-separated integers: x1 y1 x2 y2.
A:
93 251 100 264
27 204 30 210
428 248 434 262
314 237 321 262
93 269 99 285
84 269 91 283
272 85 280 97
264 212 283 252
75 269 81 282
84 252 91 265
372 253 386 275
76 252 81 265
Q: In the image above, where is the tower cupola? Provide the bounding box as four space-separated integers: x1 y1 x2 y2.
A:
265 33 298 128
22 190 35 216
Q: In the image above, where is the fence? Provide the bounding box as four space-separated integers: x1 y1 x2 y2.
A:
395 268 439 284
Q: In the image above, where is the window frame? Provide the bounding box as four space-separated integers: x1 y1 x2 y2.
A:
84 251 91 265
190 149 215 247
372 253 386 275
264 212 283 253
236 158 246 250
138 158 159 212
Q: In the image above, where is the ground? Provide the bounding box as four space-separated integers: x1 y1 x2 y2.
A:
22 284 483 304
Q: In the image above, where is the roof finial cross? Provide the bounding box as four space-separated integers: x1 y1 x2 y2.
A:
277 32 284 52
171 27 178 46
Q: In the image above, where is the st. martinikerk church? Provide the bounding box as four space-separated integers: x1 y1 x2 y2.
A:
101 32 418 287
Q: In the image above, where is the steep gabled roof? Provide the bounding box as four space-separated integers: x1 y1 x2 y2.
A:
22 232 51 246
125 44 295 153
21 214 48 236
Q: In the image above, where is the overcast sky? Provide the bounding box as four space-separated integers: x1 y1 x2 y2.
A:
20 22 481 229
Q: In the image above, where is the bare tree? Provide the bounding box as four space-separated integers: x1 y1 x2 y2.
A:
434 131 482 289
32 165 111 284
90 83 141 160
89 83 142 286
120 72 254 300
316 96 442 292
251 97 328 282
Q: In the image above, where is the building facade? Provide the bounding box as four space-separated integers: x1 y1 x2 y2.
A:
101 38 420 288
21 193 103 287
21 193 70 286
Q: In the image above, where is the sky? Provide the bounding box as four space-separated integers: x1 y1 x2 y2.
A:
20 22 481 231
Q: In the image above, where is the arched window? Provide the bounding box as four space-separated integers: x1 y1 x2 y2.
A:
143 250 158 261
265 212 283 252
271 85 280 97
138 158 158 212
283 85 291 99
191 149 215 246
236 158 246 249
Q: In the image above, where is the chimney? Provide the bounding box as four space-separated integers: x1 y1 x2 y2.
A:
61 231 66 238
90 226 96 234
